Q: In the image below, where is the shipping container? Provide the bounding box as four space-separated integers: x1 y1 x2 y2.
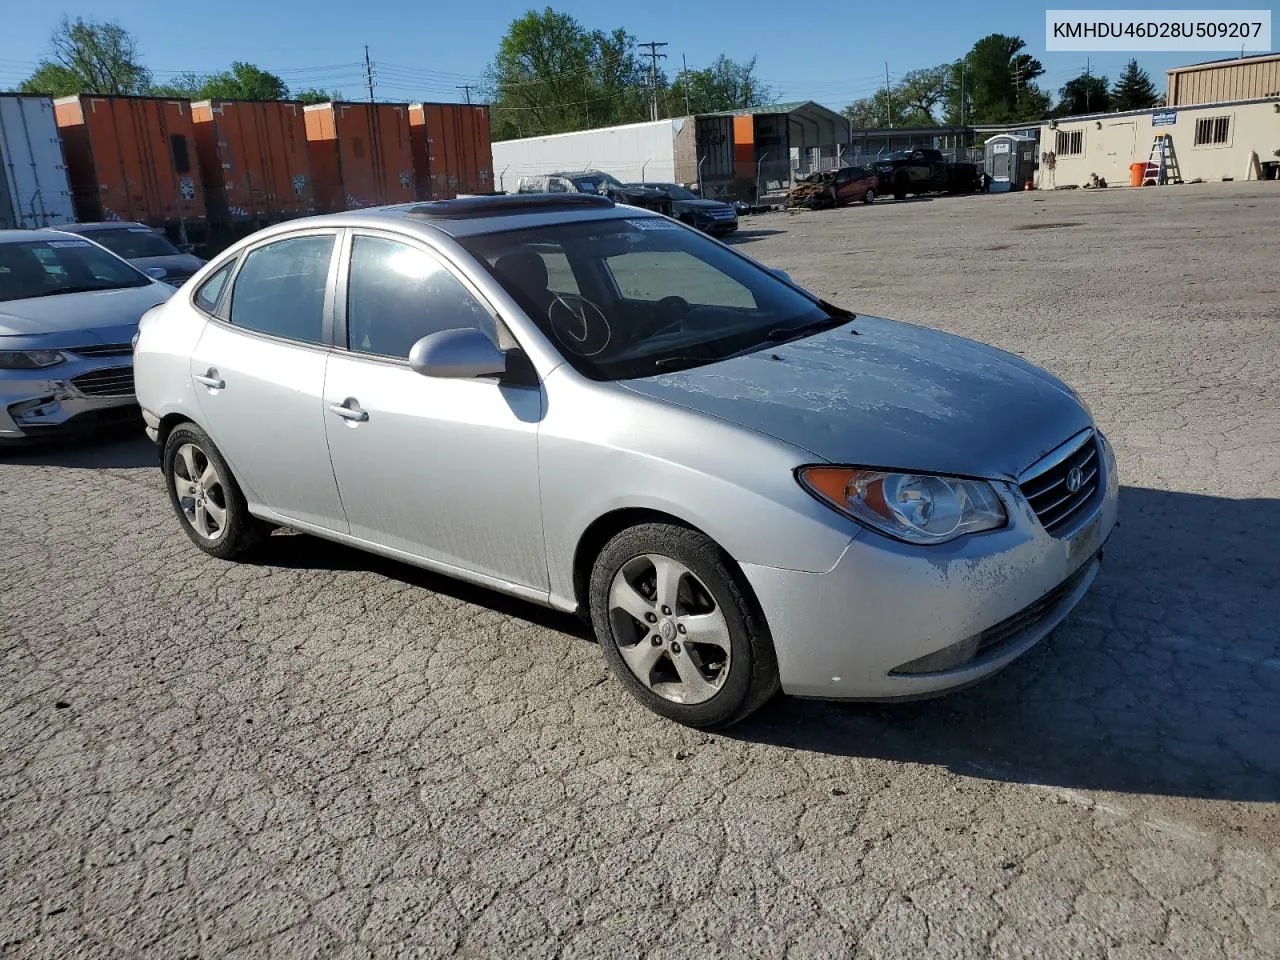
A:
303 102 414 213
54 95 205 232
0 95 75 229
192 99 315 227
408 102 494 200
490 119 679 192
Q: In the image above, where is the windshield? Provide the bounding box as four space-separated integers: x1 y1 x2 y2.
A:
0 238 151 302
462 216 838 381
81 227 181 259
650 183 697 200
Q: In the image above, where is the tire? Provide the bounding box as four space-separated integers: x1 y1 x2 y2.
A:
163 422 262 560
589 522 780 728
863 188 876 204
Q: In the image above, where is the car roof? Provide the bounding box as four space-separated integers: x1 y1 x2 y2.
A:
260 194 659 240
0 228 86 244
56 221 153 232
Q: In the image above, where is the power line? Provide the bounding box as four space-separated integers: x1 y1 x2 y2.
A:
637 41 667 122
457 83 473 104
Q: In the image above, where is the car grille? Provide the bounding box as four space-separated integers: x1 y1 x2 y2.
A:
707 208 737 220
71 367 135 398
1019 431 1100 536
973 560 1094 659
66 343 133 358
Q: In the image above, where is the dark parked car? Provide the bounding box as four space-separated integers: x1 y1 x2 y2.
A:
56 222 206 287
515 172 672 214
873 149 983 200
631 183 738 234
786 166 878 209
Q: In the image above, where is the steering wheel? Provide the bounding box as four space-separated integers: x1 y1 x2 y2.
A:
548 294 612 357
644 295 694 340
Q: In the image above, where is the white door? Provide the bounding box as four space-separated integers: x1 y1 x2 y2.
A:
322 232 546 589
1099 123 1136 185
189 231 348 531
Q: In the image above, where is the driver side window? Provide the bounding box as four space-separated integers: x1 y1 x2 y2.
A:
346 235 496 360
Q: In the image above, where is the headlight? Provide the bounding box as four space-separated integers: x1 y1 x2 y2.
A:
0 350 63 370
798 467 1007 545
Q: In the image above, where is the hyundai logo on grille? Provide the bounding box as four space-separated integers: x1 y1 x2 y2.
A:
1065 466 1084 494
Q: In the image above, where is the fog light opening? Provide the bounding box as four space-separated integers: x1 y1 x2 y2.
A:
891 636 981 676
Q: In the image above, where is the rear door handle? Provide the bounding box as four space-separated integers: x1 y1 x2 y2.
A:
329 399 369 422
195 369 224 389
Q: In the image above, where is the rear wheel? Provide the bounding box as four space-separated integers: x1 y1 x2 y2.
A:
163 422 262 559
589 523 779 728
863 188 876 204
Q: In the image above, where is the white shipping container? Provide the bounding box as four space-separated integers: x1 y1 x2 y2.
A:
0 95 75 229
492 119 680 191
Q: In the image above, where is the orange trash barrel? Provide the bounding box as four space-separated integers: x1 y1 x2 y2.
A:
1130 162 1146 186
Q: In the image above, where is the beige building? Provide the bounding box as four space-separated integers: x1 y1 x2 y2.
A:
1167 54 1280 107
1037 97 1280 187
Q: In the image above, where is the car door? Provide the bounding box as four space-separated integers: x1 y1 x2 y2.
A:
322 230 546 590
188 229 348 532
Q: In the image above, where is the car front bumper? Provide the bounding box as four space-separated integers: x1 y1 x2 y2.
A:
741 433 1120 699
0 357 137 442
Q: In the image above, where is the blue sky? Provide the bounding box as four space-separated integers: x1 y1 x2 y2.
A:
0 0 1270 110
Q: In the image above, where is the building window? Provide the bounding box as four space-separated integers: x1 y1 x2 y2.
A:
1193 115 1230 147
1055 129 1083 157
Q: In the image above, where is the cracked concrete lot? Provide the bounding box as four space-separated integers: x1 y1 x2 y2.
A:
2 182 1278 958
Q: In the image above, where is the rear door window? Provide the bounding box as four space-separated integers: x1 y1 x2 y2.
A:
194 260 236 315
228 234 335 344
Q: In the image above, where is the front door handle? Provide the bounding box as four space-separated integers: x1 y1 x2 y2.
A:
329 399 369 422
195 368 224 389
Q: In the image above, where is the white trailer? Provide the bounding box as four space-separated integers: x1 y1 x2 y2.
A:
492 119 681 191
0 95 75 230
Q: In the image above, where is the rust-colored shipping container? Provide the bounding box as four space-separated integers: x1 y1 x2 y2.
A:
303 102 414 212
408 102 494 200
191 99 315 225
53 95 204 228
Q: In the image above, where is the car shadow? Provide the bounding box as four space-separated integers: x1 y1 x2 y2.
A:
247 530 593 640
726 485 1280 804
0 429 157 469
723 229 785 245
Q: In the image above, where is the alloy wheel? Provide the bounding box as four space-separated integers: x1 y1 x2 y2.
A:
172 442 228 541
607 554 731 704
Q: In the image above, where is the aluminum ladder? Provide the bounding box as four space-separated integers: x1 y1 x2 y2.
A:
1142 135 1182 186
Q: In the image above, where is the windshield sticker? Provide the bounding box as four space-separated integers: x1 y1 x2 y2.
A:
47 240 92 248
626 218 679 231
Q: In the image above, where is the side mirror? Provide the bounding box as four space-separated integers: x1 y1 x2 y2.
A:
144 266 168 280
770 268 795 285
408 328 507 379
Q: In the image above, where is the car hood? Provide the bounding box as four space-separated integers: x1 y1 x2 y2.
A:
619 316 1092 480
130 253 206 278
0 283 174 344
672 198 735 214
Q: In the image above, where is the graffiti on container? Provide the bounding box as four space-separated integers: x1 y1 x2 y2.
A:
479 170 489 184
400 172 411 190
229 206 248 217
346 194 369 208
179 177 195 200
104 209 121 221
292 175 307 196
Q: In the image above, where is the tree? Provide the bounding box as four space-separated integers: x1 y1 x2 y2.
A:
1055 71 1111 116
19 16 151 96
894 66 948 125
1112 58 1160 111
668 55 773 115
842 89 903 130
484 8 652 139
961 34 1049 123
150 62 288 100
295 88 342 105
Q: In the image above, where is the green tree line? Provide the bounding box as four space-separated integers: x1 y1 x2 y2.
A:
13 13 1163 136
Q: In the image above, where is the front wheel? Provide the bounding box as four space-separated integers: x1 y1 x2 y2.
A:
863 188 876 204
163 422 262 559
589 523 779 728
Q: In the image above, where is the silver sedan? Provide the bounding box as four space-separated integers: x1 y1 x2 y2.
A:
133 194 1118 728
0 229 174 443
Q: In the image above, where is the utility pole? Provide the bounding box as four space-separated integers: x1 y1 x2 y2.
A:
364 45 375 103
681 53 691 116
959 62 965 128
1012 60 1023 108
1084 58 1091 112
638 41 668 121
456 84 473 105
884 62 892 127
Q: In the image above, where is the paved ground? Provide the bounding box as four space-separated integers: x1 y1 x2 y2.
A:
3 182 1278 959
